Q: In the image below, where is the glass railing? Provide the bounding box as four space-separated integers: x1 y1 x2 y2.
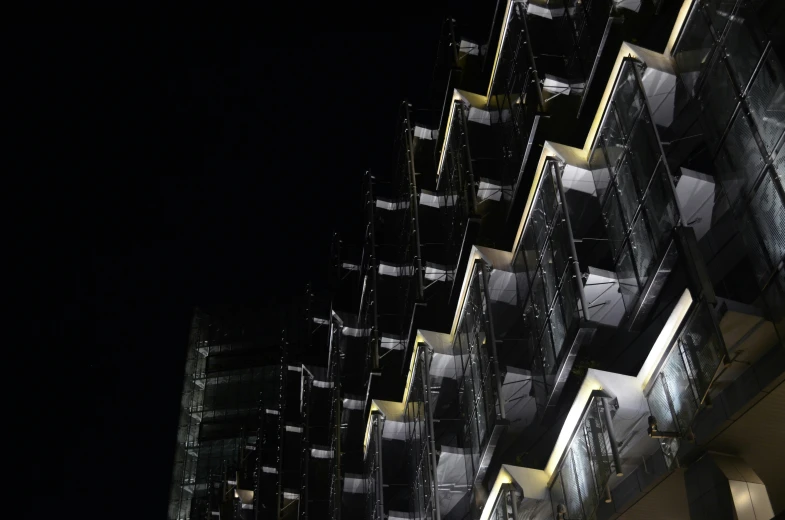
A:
440 100 476 260
454 260 506 482
328 323 343 520
589 58 681 323
549 396 617 520
513 158 584 413
672 0 784 301
489 483 517 520
645 300 726 466
404 360 436 520
365 414 384 520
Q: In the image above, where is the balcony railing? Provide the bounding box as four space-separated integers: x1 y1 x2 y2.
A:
404 357 437 520
645 300 727 466
513 157 592 415
488 483 517 520
549 396 619 520
589 57 683 330
438 100 477 262
454 260 507 485
365 413 384 520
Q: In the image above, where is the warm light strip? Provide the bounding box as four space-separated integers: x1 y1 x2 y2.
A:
665 0 696 58
400 334 425 409
479 468 513 520
637 289 694 392
436 98 458 182
486 0 514 100
362 401 381 456
544 372 603 477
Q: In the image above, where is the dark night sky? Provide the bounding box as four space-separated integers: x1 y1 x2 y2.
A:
19 7 495 520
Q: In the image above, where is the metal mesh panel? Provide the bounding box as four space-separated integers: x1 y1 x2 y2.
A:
571 432 599 520
647 375 678 432
661 352 699 437
746 50 785 153
679 302 724 400
560 453 585 520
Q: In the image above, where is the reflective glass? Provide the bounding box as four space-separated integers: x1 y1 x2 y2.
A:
603 190 628 259
673 8 715 95
628 110 662 195
616 241 641 313
590 143 612 203
746 50 785 154
720 111 767 205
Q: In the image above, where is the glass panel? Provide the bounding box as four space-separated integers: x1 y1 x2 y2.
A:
614 66 645 134
719 112 767 205
590 143 612 204
617 241 641 314
542 241 559 308
725 14 763 89
643 162 679 255
561 452 585 520
705 0 736 34
614 155 641 226
746 50 785 154
551 472 568 520
661 352 700 437
550 295 567 359
531 272 549 338
531 192 549 257
673 7 715 95
603 190 627 259
550 216 571 279
540 324 557 379
603 104 627 164
627 110 661 195
747 172 785 271
679 303 724 399
542 167 560 226
630 212 657 290
699 58 739 149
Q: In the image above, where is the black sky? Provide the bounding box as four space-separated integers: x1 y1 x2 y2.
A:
18 8 495 520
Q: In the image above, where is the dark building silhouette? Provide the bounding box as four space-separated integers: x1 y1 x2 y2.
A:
169 0 785 518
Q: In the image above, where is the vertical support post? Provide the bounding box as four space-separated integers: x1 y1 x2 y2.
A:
367 171 381 371
480 262 506 421
404 102 425 301
300 375 312 520
333 371 341 520
277 343 287 520
552 158 591 321
420 346 442 520
374 414 385 520
520 8 546 111
602 398 623 477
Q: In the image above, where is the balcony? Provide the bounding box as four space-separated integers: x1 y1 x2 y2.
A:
589 57 683 330
396 257 527 519
512 156 601 417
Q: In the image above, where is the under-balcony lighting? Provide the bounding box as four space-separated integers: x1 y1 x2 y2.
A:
636 289 693 392
545 373 604 478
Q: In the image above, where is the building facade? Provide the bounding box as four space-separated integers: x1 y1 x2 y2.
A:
169 0 784 518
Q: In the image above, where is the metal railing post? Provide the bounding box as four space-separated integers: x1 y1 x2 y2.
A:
552 158 591 321
404 103 426 301
420 346 442 520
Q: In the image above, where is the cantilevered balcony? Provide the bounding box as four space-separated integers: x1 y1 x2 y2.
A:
397 256 539 519
362 402 411 520
589 57 684 331
511 156 601 417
